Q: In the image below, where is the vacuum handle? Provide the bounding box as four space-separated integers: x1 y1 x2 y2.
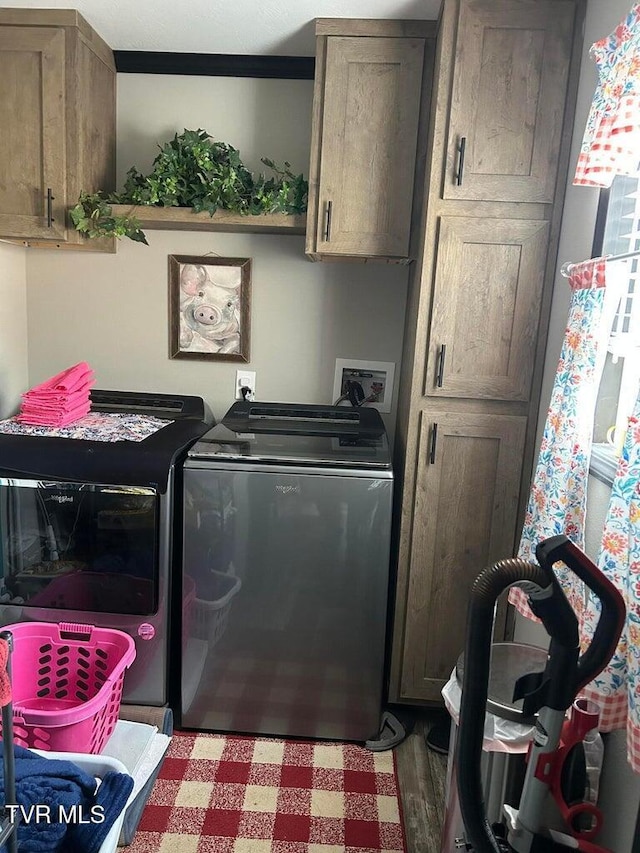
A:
457 558 552 853
535 535 626 693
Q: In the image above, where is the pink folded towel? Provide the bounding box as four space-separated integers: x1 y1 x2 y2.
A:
23 374 93 396
22 387 93 404
19 397 92 419
18 402 90 421
17 400 91 427
23 362 94 396
22 380 94 404
20 387 93 414
18 362 95 428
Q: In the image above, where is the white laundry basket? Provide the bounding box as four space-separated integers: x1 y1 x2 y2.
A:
192 571 241 647
33 750 132 853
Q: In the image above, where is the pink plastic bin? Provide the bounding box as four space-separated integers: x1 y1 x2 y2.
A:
2 621 136 754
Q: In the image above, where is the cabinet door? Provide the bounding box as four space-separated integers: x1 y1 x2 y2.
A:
315 36 424 258
0 27 67 240
426 216 549 401
399 411 527 702
444 0 575 203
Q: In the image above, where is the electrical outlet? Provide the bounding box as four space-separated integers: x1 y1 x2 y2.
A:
235 369 256 400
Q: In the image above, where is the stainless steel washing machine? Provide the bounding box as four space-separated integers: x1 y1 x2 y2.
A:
180 401 394 741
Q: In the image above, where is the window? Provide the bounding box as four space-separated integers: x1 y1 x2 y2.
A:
592 172 640 482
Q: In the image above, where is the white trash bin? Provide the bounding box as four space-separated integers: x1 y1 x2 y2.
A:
440 642 548 852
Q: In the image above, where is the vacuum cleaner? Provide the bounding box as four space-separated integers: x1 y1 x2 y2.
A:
455 534 626 853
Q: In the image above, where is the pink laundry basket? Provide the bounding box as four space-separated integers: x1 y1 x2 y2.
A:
2 621 136 754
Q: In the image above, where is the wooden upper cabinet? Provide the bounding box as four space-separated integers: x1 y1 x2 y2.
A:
425 216 550 401
306 21 431 261
0 9 115 249
399 410 527 702
0 27 67 240
443 0 575 203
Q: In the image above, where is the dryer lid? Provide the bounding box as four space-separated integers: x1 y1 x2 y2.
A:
90 389 211 420
0 390 214 492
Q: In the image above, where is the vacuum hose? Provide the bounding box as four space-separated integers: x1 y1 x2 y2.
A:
456 558 551 853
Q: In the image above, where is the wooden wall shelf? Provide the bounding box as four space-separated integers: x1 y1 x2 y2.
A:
110 205 306 235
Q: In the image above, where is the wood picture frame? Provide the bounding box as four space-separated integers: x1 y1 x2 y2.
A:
168 255 251 361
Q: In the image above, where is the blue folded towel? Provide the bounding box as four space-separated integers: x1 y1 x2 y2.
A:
0 743 133 853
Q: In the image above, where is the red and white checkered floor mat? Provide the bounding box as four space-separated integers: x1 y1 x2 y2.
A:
126 731 406 852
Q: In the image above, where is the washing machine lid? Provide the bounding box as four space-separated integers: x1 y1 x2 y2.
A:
187 401 392 469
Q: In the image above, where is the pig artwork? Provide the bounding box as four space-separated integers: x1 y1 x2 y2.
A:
179 263 242 354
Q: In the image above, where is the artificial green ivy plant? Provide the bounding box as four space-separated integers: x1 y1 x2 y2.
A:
71 129 309 244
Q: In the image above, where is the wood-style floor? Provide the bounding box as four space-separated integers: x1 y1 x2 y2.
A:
395 711 450 853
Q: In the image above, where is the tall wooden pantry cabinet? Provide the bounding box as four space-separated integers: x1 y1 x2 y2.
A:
389 0 586 704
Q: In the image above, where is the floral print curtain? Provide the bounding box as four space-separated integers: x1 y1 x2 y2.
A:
509 259 622 619
511 256 640 770
515 0 640 774
574 3 640 187
579 390 640 772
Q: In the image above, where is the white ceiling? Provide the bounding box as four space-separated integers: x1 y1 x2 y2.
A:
7 0 443 55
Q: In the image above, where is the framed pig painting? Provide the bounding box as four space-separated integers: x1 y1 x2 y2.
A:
168 255 251 362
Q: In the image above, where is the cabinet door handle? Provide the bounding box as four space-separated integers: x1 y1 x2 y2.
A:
455 137 466 186
46 188 55 227
429 422 438 465
324 200 332 242
436 344 447 388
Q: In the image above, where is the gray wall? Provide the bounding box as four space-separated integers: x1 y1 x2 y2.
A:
0 241 28 418
25 74 410 432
